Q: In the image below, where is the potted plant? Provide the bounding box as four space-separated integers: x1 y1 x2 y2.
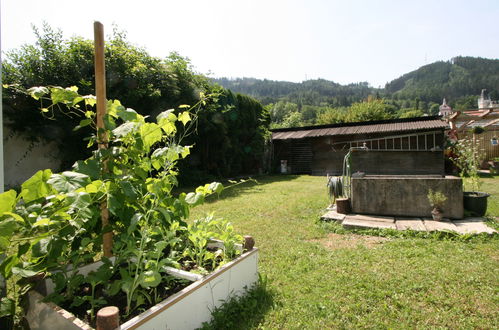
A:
452 138 490 216
427 189 447 221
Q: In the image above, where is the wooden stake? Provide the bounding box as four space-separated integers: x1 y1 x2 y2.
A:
243 235 255 251
94 21 112 257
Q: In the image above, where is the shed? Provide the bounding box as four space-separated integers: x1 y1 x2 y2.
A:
271 116 449 176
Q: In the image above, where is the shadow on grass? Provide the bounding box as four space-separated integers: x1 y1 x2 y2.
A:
479 172 495 179
200 274 276 330
182 174 303 204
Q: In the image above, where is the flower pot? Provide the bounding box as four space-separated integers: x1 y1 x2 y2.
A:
431 208 443 221
463 191 490 216
25 246 259 330
336 198 351 214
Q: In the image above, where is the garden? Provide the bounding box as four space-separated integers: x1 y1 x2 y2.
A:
1 22 498 330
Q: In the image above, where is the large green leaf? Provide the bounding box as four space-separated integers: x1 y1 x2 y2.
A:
139 123 162 149
209 182 224 194
156 109 177 135
113 122 138 137
0 297 14 318
27 86 49 100
12 267 38 278
139 270 161 288
48 171 91 193
117 108 139 121
185 192 204 206
156 109 177 122
178 111 191 126
107 99 125 119
20 169 54 203
120 181 137 199
50 86 79 105
32 238 50 257
0 255 18 278
73 118 92 131
0 218 19 251
73 159 100 180
66 192 92 210
0 190 17 214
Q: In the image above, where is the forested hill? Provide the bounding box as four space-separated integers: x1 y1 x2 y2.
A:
212 77 376 107
385 56 499 103
213 56 499 108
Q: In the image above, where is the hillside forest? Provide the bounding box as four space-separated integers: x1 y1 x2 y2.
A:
3 24 499 182
214 57 499 128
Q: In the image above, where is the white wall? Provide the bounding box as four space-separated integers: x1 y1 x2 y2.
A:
4 127 61 188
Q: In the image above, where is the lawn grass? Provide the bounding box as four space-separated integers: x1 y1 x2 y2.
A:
481 173 499 218
190 175 499 329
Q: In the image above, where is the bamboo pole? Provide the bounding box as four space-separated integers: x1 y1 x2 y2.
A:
94 21 112 257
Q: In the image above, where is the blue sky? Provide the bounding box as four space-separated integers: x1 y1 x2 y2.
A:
2 0 498 87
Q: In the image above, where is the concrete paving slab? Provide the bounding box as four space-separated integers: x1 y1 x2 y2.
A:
395 218 426 231
321 211 346 222
422 219 458 232
348 214 395 223
342 217 396 230
453 219 497 234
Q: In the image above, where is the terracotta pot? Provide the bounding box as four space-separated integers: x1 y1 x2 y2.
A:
431 207 443 221
336 198 351 214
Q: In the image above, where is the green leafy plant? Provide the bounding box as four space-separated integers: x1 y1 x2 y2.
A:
427 189 447 209
183 214 242 274
0 85 245 326
451 138 483 192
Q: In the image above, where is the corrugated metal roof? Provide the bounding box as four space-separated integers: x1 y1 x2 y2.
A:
272 118 448 140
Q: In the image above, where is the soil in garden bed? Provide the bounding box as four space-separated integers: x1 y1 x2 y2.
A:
54 276 191 327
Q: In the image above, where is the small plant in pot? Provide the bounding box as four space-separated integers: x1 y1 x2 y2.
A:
427 189 447 221
451 138 490 216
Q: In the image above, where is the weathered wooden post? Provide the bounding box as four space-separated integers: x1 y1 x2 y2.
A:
94 21 113 257
96 306 120 330
243 235 255 251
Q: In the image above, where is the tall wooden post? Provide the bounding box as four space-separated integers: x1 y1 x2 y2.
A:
0 5 4 193
94 22 112 257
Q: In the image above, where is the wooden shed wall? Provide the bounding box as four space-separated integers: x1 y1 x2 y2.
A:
273 131 445 176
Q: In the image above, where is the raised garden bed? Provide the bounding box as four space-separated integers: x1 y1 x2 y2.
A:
26 244 259 330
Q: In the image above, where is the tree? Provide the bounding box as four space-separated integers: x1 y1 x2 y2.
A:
345 99 393 122
316 107 347 124
280 111 303 128
398 108 425 118
2 24 269 182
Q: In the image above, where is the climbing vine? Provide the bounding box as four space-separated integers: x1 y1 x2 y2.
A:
0 86 243 326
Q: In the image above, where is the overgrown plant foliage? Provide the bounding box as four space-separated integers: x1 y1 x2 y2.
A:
2 23 269 182
0 87 243 326
451 138 483 191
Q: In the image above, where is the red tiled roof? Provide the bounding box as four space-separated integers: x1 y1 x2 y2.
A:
272 117 448 140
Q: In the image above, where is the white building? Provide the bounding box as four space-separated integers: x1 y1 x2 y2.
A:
478 89 499 109
438 98 453 116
